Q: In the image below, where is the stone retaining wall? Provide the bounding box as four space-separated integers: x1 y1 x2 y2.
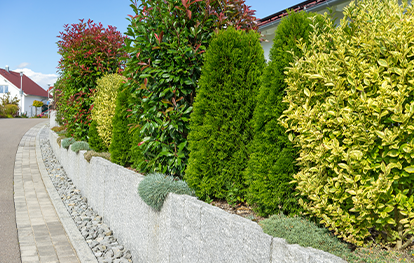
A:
48 130 345 263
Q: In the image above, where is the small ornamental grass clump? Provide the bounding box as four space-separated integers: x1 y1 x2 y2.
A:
83 150 111 163
260 214 351 260
71 141 91 153
61 137 75 149
57 135 67 147
138 173 195 211
51 126 66 133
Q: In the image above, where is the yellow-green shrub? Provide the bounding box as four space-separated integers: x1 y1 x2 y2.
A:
281 0 414 249
91 73 126 148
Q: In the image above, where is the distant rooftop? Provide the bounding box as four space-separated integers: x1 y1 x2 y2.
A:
0 68 48 97
258 0 330 27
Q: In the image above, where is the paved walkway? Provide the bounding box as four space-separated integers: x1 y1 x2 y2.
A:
0 119 49 263
13 122 80 263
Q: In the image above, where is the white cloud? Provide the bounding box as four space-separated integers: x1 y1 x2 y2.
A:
17 62 30 68
13 68 58 90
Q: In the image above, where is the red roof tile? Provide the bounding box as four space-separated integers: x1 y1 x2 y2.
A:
0 68 48 97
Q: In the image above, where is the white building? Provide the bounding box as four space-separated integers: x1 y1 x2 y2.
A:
258 0 352 60
0 66 48 117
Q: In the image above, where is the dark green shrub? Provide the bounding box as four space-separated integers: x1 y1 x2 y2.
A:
138 173 195 211
84 150 111 163
88 120 108 152
185 27 265 202
124 0 258 176
260 214 351 260
71 141 91 153
245 11 325 217
110 87 132 166
61 137 75 149
130 127 144 171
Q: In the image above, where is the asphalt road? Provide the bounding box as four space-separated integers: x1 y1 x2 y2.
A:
0 119 48 263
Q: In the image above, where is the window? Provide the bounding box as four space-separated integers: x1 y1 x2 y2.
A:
0 85 8 93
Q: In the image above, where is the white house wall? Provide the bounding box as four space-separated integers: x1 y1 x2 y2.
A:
24 95 47 117
260 0 351 61
0 74 47 117
0 75 20 103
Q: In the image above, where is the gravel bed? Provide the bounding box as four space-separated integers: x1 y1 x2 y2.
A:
39 128 133 263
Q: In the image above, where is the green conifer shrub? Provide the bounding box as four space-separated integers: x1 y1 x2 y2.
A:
88 120 108 152
123 0 258 176
245 11 325 217
138 173 195 211
61 137 75 149
280 0 414 249
71 141 91 153
185 27 265 202
91 74 126 148
110 87 132 166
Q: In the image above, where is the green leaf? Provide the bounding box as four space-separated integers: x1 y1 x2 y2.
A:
404 166 414 173
378 59 388 67
304 88 310 97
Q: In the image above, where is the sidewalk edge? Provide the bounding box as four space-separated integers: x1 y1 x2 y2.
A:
35 124 98 263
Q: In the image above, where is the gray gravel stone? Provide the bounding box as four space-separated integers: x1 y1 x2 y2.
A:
40 128 134 263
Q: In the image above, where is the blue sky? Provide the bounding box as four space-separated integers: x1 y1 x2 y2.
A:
0 0 303 89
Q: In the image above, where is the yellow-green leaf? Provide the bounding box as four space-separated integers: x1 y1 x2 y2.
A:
378 59 388 67
404 166 414 173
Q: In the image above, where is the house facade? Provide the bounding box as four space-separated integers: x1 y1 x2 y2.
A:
0 66 48 117
258 0 352 60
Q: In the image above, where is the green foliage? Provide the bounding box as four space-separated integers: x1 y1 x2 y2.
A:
92 73 126 147
130 128 145 171
124 0 258 176
0 92 20 106
260 214 351 259
245 11 326 217
138 173 195 211
4 104 19 117
56 19 126 140
110 87 132 166
185 27 265 201
32 100 43 107
61 137 75 149
0 92 20 118
88 120 108 152
84 150 111 163
280 0 414 249
71 141 91 153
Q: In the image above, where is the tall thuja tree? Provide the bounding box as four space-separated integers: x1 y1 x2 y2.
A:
123 0 257 176
185 27 265 202
110 85 133 166
57 19 126 140
245 11 326 217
